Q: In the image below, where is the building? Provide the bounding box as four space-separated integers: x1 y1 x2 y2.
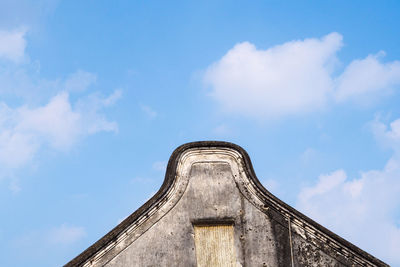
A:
65 141 388 266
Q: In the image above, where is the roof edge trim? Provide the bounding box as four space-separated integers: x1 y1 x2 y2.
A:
65 141 388 267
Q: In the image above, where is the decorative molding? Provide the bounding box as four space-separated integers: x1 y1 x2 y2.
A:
65 141 388 267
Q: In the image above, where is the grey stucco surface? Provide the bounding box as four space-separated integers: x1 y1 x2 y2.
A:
65 142 388 267
106 162 290 267
101 161 375 267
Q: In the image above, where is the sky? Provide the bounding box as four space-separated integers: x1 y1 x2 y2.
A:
0 0 400 266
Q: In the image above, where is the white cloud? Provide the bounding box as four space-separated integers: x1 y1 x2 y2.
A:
17 92 81 149
335 52 400 102
47 223 86 245
204 33 342 118
0 124 38 169
0 67 102 102
204 33 400 118
0 28 27 63
75 90 121 135
371 117 400 152
0 28 121 186
0 62 53 100
297 118 400 265
0 90 119 170
64 70 97 93
299 169 347 202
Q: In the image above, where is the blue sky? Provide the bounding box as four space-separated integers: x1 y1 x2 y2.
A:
1 1 400 266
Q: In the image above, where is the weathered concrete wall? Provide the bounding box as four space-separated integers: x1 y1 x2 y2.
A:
105 162 290 266
66 142 388 267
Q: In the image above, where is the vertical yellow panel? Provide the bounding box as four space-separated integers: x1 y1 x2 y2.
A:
194 225 236 267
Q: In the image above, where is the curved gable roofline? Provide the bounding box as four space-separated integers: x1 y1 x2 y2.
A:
65 141 388 267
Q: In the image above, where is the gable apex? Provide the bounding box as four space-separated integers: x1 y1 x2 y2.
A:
66 141 388 267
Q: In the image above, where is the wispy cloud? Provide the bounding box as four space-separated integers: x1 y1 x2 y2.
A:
0 90 119 170
152 161 167 172
213 124 230 135
0 29 121 183
140 104 157 119
297 117 400 265
64 70 97 93
300 147 317 164
12 223 86 261
204 33 400 118
46 224 86 245
335 52 400 102
0 28 27 63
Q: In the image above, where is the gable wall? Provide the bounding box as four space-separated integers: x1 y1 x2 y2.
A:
67 143 387 267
